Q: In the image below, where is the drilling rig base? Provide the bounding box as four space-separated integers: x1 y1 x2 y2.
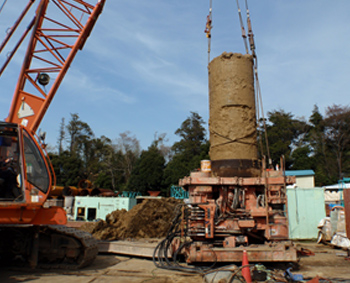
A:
182 241 298 263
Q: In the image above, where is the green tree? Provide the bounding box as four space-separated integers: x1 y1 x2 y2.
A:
324 105 350 180
66 113 94 156
86 136 115 189
127 140 166 195
52 116 142 190
304 105 350 185
172 112 206 155
306 105 331 185
52 114 102 187
264 109 308 169
57 118 65 155
114 131 140 187
163 112 209 186
49 151 84 186
290 146 314 170
287 104 350 186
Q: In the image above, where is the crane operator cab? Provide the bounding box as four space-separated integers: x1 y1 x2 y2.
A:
0 122 51 203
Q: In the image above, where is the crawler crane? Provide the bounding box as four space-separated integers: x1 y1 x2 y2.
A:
0 0 105 268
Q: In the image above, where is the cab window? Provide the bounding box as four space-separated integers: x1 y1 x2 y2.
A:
23 130 50 193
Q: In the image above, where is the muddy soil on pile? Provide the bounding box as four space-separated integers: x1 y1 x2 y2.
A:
208 52 257 161
79 198 182 240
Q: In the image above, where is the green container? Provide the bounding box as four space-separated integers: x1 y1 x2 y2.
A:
73 196 137 221
287 187 326 240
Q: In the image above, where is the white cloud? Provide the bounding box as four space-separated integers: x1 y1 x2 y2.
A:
61 69 138 105
1 0 350 149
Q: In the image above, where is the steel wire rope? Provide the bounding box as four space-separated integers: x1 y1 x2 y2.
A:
235 0 249 54
255 62 266 161
254 58 272 167
241 0 272 167
243 2 275 230
0 0 7 15
205 0 213 65
244 0 255 57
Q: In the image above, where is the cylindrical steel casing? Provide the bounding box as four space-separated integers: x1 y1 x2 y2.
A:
208 52 259 177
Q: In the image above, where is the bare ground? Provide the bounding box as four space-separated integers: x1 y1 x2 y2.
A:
294 241 350 281
1 241 349 283
1 199 349 282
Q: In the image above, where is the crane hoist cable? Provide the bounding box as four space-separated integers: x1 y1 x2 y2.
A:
0 0 7 15
206 0 272 167
237 0 272 167
204 0 213 64
235 0 249 54
244 0 256 58
254 58 272 167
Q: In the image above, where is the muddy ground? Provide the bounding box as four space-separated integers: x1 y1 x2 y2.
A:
1 242 349 283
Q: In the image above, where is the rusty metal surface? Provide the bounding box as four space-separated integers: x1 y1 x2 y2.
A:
185 241 297 263
180 174 295 187
211 159 260 177
177 165 295 264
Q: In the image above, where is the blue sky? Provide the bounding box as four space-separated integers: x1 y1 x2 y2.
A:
1 1 349 151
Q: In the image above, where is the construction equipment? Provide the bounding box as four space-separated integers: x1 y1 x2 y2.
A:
155 155 298 266
155 54 298 267
176 158 297 263
0 0 105 268
172 1 299 264
154 2 298 267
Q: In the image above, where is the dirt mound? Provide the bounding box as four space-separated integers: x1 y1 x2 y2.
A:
79 198 183 240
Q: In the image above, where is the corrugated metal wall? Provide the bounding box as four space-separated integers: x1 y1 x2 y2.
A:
287 188 326 239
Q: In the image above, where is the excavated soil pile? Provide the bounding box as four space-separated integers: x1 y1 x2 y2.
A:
79 198 182 240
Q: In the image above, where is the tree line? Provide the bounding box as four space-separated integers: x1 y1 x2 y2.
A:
49 112 209 195
48 104 350 195
262 104 350 186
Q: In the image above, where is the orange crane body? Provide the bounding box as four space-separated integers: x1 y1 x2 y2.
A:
6 0 104 133
0 0 105 268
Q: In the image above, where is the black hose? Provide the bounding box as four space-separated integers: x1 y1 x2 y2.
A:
153 203 215 274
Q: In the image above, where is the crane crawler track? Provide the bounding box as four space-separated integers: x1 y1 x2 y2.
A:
36 225 99 269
